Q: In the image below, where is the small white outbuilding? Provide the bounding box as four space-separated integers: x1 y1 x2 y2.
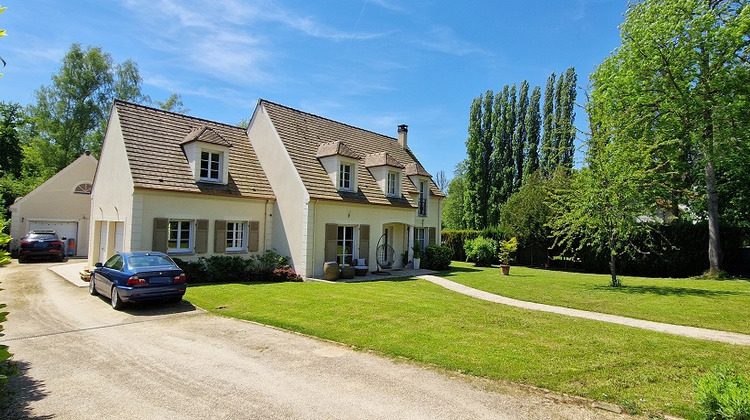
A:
9 152 98 257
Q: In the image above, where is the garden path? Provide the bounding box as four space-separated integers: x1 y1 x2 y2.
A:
420 274 750 347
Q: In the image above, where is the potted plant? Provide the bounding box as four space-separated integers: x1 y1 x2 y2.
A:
412 242 423 270
498 237 518 275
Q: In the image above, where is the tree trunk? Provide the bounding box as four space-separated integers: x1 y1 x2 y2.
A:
706 159 722 274
609 235 620 287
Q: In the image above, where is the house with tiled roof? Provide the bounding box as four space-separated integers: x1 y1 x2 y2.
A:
90 99 444 279
88 100 275 264
248 99 444 278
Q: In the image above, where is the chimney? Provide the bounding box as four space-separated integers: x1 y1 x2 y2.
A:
397 124 408 149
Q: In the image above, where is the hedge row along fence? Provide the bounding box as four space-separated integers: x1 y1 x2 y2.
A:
443 222 750 278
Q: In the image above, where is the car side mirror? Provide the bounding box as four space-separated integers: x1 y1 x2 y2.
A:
95 263 103 268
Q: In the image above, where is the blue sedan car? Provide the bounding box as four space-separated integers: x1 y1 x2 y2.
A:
90 251 187 310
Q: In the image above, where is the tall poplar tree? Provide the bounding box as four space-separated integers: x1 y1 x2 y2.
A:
513 81 530 192
523 86 542 182
557 67 577 170
463 96 484 230
540 73 556 177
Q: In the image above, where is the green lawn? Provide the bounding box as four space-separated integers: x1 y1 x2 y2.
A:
442 262 750 334
186 278 750 419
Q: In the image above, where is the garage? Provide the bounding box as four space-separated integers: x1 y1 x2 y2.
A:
28 221 79 255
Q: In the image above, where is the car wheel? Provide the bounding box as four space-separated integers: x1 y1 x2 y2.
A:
89 275 97 296
57 255 65 262
18 257 25 264
110 287 124 310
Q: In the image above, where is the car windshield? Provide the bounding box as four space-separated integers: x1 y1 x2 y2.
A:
128 255 177 269
26 234 58 241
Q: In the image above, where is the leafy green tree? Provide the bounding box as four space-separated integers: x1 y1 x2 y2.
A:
0 102 23 177
540 73 556 177
500 172 551 260
523 86 542 182
548 131 670 287
589 0 750 274
29 43 145 170
156 93 190 114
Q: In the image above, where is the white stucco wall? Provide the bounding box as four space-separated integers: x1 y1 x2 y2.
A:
308 200 418 278
88 107 135 265
247 103 310 275
136 189 272 259
10 153 98 256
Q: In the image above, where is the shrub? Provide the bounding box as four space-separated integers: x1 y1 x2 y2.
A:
498 237 518 265
442 229 479 261
464 236 497 267
250 249 290 281
271 266 303 282
173 258 208 284
202 255 250 283
423 245 452 271
696 365 750 420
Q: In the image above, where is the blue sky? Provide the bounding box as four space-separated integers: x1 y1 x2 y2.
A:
2 0 626 179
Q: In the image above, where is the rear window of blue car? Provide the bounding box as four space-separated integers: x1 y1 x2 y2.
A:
129 255 176 269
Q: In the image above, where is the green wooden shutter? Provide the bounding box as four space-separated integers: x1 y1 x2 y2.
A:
325 223 337 262
215 220 227 253
248 221 260 252
195 219 209 253
428 227 437 246
358 225 369 262
152 218 168 252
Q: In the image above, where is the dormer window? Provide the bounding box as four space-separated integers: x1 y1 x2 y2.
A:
339 163 353 190
200 150 222 181
387 171 399 197
181 125 232 185
364 152 404 198
317 141 361 193
405 162 432 216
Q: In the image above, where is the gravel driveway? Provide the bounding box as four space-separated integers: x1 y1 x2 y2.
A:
0 261 634 419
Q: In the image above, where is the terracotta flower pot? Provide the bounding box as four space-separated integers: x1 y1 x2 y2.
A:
500 264 510 276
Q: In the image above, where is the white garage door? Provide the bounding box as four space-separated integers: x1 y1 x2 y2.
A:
28 221 78 255
28 221 78 241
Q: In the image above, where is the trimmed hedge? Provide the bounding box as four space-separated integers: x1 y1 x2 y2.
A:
575 222 749 277
174 249 296 284
423 245 452 271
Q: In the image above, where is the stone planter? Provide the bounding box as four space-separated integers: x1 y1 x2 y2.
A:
500 264 510 275
323 261 339 281
413 258 421 270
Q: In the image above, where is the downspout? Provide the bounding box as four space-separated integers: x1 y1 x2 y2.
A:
264 199 270 251
310 199 318 277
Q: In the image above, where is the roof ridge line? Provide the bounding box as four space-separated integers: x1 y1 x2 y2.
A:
114 99 245 130
258 98 401 144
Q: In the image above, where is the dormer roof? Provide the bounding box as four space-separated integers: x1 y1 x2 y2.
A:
112 100 273 199
316 141 360 159
181 124 233 148
405 162 431 177
364 152 404 169
256 99 444 207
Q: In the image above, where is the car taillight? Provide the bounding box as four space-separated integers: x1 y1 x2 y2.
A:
21 241 30 247
126 275 146 286
51 240 63 247
173 273 186 283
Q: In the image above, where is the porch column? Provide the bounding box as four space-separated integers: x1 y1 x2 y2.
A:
407 225 414 262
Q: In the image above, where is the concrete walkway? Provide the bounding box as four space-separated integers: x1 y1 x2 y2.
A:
419 274 750 347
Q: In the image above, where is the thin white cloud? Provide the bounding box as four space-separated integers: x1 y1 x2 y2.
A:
412 25 487 56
